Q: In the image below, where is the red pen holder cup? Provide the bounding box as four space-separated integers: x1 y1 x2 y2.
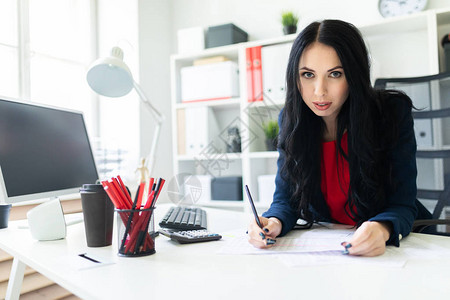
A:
115 208 156 257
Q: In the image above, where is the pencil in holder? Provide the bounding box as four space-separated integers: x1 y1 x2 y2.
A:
115 207 156 257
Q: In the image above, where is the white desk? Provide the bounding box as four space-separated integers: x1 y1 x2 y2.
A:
0 204 450 300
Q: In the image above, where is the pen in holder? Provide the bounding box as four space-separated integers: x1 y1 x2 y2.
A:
116 207 156 257
102 175 165 257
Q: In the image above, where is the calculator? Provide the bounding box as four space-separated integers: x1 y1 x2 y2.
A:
159 228 222 244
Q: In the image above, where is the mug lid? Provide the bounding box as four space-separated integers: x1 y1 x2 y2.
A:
80 184 105 193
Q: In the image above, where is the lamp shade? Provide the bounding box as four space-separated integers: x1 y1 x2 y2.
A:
86 46 165 175
86 47 134 97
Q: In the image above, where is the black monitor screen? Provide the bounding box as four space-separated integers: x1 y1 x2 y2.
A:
0 98 99 200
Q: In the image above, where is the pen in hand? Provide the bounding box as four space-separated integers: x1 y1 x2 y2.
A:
245 185 277 246
245 185 263 228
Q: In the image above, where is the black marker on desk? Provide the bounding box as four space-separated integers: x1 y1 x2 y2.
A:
78 253 100 263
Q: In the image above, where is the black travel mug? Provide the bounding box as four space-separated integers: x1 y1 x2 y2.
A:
79 184 114 247
0 204 12 229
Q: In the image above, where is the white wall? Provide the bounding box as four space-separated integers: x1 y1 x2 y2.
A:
138 0 173 202
170 0 380 44
169 0 450 44
138 0 450 200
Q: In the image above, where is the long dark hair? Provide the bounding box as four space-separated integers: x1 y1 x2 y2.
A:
280 19 412 225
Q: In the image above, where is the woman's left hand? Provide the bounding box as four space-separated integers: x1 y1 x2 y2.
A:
342 221 392 257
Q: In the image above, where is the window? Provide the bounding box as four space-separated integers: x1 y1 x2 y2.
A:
0 0 19 98
0 0 95 129
0 0 140 182
29 0 95 129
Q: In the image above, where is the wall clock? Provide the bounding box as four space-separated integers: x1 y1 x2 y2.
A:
378 0 428 18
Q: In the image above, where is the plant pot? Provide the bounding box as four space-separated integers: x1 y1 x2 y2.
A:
283 25 297 35
265 138 277 151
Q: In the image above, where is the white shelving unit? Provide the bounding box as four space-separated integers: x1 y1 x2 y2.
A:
170 9 450 211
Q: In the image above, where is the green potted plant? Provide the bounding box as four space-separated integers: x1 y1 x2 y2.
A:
262 120 279 151
281 11 299 35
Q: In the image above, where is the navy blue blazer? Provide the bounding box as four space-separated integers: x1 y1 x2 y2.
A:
262 96 432 246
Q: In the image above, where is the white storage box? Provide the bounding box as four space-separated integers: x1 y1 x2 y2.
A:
181 61 239 102
257 174 276 205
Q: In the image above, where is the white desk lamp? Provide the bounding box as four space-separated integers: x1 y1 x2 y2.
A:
86 47 164 175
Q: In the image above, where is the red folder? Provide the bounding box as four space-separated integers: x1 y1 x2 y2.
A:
246 47 254 102
251 46 263 101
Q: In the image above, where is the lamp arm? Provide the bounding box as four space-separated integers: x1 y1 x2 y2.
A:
132 81 165 175
133 81 165 124
145 122 161 176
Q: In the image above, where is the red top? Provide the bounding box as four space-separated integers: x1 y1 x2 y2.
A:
320 132 356 225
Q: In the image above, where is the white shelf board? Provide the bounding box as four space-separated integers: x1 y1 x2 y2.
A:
359 11 428 36
177 152 243 161
175 98 241 109
417 144 450 151
171 43 241 62
244 33 297 48
244 99 285 109
248 151 279 159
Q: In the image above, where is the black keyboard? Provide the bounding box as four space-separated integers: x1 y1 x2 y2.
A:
159 206 207 231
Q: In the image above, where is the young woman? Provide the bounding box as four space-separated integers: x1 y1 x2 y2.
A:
247 19 432 257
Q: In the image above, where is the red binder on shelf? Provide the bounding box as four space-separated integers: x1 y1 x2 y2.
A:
251 46 263 102
246 47 254 102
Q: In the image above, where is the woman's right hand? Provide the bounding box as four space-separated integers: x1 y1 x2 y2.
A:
247 216 282 249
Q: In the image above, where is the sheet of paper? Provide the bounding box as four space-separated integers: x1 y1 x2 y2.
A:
57 252 116 271
277 247 407 268
219 225 450 268
218 224 355 255
278 234 450 268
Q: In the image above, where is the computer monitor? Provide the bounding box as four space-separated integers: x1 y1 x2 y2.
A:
0 97 99 204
